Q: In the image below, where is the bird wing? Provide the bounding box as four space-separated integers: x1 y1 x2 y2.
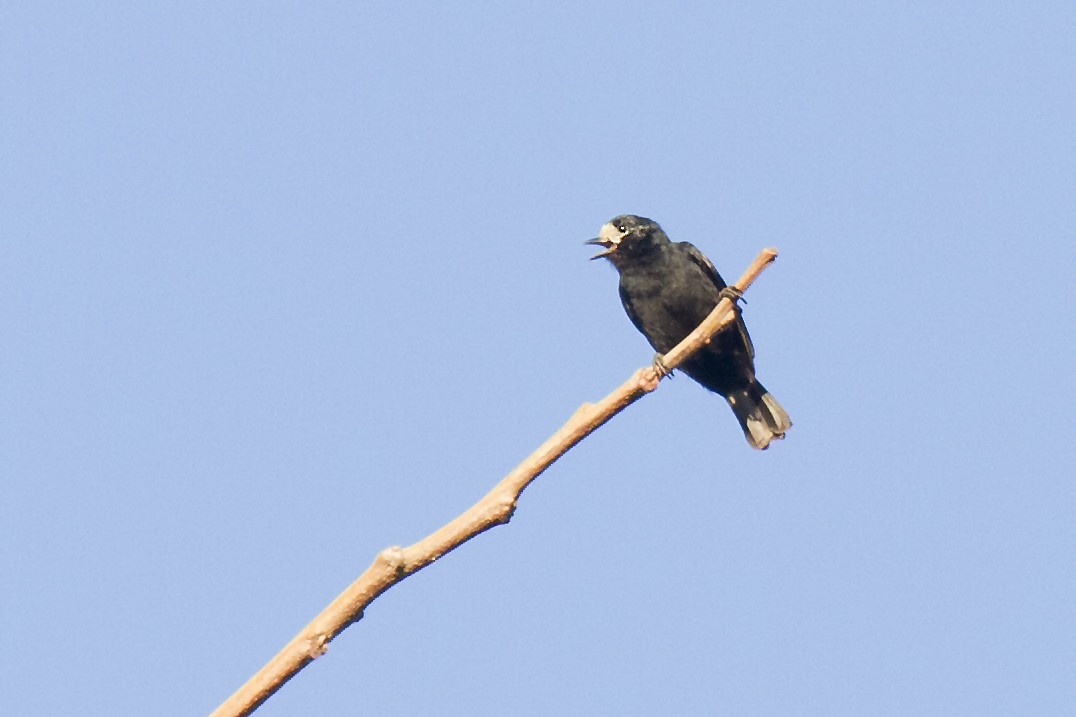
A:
681 242 755 359
681 242 726 290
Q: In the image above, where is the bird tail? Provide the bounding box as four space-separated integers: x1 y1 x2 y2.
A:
726 380 791 450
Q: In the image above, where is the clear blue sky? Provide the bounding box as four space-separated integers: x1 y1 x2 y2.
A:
3 4 1075 715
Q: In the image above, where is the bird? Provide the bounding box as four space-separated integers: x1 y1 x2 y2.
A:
587 214 791 449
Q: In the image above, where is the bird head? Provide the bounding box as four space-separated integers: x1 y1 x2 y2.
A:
586 215 668 266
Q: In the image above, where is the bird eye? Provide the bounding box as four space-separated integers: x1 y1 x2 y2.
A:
617 225 627 232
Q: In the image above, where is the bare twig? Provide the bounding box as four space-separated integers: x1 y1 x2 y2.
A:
210 247 779 717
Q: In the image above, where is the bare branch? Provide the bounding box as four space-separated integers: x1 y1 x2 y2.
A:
210 247 779 717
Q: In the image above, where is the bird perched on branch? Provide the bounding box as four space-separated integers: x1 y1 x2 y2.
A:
587 214 791 449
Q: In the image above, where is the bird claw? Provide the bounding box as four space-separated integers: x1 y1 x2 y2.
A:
719 286 745 305
652 353 673 379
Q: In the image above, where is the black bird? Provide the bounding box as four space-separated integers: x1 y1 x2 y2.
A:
587 214 791 449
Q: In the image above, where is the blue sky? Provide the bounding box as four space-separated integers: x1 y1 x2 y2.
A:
3 3 1075 715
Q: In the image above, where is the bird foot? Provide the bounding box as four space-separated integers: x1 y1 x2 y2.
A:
651 353 673 380
719 286 745 305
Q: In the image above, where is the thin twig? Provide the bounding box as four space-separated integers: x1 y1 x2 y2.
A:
210 247 779 717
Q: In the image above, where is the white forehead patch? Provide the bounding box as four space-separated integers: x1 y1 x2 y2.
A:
598 222 625 245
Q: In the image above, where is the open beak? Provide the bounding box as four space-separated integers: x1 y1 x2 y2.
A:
585 223 623 260
585 236 616 260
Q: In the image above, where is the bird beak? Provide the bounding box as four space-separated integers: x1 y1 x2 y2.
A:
585 223 623 260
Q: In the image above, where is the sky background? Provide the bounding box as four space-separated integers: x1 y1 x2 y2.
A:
3 3 1075 715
